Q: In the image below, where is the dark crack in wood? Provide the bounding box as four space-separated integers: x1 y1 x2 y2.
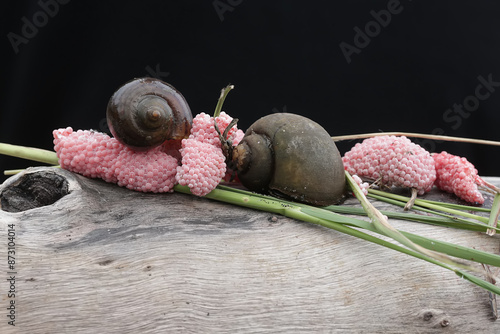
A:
0 170 69 212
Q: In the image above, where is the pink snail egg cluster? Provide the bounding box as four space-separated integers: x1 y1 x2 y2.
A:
342 135 436 195
433 151 485 204
53 112 243 197
351 174 370 195
53 128 178 193
188 112 244 147
176 111 244 196
175 139 226 196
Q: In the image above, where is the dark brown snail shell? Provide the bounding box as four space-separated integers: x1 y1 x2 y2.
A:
106 77 193 151
231 113 346 206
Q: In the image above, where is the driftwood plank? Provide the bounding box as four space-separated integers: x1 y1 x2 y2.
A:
1 166 500 333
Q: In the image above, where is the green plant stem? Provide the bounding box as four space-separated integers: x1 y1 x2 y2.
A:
487 193 500 236
5 169 29 175
191 185 500 264
331 132 500 147
0 143 59 165
345 172 480 271
366 192 498 233
220 184 497 232
416 198 491 212
4 166 61 176
305 206 500 266
213 84 234 118
368 188 490 224
3 143 500 296
326 205 494 232
175 184 500 295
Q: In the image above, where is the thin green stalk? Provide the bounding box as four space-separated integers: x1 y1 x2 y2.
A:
286 205 491 289
213 84 234 117
247 177 500 268
220 184 500 256
175 184 500 295
331 132 500 147
345 172 483 271
417 198 491 213
220 184 489 229
175 185 450 265
3 144 500 296
303 206 500 266
0 143 59 165
4 166 61 176
487 193 500 236
366 192 498 232
369 188 490 224
326 205 492 232
4 169 28 175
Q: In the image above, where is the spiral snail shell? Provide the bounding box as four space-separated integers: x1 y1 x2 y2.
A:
106 77 193 150
231 113 346 206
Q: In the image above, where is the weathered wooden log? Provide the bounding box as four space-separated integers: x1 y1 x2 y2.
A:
1 166 500 333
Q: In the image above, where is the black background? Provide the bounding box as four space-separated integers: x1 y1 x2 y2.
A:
1 0 500 183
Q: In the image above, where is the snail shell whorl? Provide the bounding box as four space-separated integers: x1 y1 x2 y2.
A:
233 113 346 206
232 135 273 192
106 77 193 150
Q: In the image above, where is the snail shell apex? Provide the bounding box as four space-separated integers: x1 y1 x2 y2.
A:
106 78 193 151
233 113 346 206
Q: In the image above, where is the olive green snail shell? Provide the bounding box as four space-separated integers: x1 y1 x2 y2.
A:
232 113 346 206
106 77 193 151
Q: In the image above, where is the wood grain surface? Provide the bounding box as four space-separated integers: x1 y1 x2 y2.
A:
1 167 500 333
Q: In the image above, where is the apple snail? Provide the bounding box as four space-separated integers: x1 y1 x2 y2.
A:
228 113 346 206
106 77 193 151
